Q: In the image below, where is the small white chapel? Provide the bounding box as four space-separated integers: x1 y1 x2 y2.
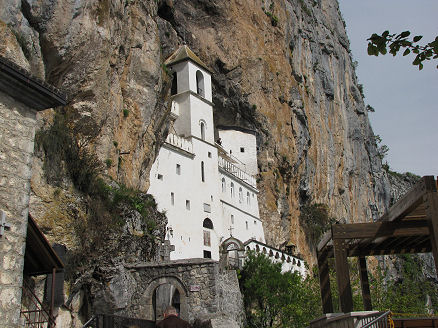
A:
148 46 305 275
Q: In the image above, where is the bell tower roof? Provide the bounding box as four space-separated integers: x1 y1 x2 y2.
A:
165 45 212 73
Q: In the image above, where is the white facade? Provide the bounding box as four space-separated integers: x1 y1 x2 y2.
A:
218 128 258 176
148 46 305 274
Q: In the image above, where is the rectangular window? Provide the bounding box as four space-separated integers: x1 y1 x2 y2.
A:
171 192 174 205
246 221 248 230
203 250 212 259
157 174 163 180
231 215 234 224
208 152 212 158
240 147 245 153
203 230 211 246
176 164 181 175
203 203 211 213
186 200 190 210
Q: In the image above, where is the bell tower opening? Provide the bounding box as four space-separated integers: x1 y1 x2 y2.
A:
171 71 178 95
196 70 204 97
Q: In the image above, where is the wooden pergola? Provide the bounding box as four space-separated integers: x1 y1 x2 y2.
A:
317 176 438 313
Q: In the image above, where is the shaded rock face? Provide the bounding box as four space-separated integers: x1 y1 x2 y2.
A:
0 0 390 266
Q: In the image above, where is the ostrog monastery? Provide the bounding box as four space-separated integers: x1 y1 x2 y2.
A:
148 46 305 275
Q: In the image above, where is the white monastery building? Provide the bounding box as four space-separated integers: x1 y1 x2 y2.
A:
148 46 305 275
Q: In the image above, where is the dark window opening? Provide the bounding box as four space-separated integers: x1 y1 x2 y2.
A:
196 70 205 97
240 147 245 152
203 218 213 229
203 250 212 258
200 122 205 140
201 161 205 182
171 72 177 95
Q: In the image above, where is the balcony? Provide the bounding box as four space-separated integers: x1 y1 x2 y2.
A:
165 134 193 154
218 156 256 188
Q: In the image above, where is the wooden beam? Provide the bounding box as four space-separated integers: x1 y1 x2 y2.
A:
380 176 433 222
358 256 372 311
348 244 431 257
317 252 333 313
317 230 332 253
332 220 429 240
425 189 438 277
333 239 353 313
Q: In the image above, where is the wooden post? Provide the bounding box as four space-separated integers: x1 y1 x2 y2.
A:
334 239 353 313
358 256 372 311
317 252 333 313
425 188 438 276
49 268 56 328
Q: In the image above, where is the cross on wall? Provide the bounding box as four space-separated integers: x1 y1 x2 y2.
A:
228 226 234 236
0 210 11 237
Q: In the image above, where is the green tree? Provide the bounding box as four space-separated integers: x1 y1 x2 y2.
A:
367 31 438 70
370 255 438 314
239 252 322 328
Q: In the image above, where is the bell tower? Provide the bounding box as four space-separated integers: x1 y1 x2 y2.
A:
166 46 214 143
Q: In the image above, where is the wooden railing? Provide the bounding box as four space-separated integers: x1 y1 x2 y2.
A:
361 311 392 327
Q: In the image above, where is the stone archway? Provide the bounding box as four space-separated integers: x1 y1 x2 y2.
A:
139 276 188 322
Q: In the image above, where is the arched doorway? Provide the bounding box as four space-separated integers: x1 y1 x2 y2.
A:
140 276 188 322
153 283 181 321
221 237 244 269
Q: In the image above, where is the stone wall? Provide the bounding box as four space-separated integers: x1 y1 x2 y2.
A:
0 90 37 327
122 259 243 326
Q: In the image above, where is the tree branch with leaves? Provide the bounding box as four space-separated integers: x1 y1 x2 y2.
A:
367 31 438 70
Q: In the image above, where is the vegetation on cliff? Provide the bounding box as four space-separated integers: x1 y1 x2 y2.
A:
35 109 166 280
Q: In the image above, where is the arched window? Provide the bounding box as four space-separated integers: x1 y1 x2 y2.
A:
247 192 250 205
221 178 226 193
201 161 205 182
230 183 234 197
171 72 177 95
200 121 205 140
203 218 213 229
256 245 260 252
239 187 243 203
196 70 204 97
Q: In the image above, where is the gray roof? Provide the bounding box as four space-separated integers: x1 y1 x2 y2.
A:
165 45 212 73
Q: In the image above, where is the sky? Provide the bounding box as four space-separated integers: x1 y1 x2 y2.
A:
337 0 437 177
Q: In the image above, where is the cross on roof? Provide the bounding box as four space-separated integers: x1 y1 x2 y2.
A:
0 210 11 237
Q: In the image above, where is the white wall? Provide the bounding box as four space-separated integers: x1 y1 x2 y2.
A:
189 95 214 143
218 129 258 176
148 137 223 261
245 241 307 276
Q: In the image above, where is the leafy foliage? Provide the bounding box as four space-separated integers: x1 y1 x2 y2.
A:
374 135 389 160
370 255 438 314
300 203 335 248
36 109 164 278
239 253 437 328
239 252 321 328
367 31 438 70
36 108 104 193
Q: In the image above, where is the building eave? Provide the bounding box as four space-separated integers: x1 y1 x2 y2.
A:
0 56 67 110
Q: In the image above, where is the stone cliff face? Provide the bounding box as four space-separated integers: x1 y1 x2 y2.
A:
0 0 390 265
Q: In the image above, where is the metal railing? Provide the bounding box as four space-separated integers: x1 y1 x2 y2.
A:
361 311 393 328
20 279 56 327
218 156 256 188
